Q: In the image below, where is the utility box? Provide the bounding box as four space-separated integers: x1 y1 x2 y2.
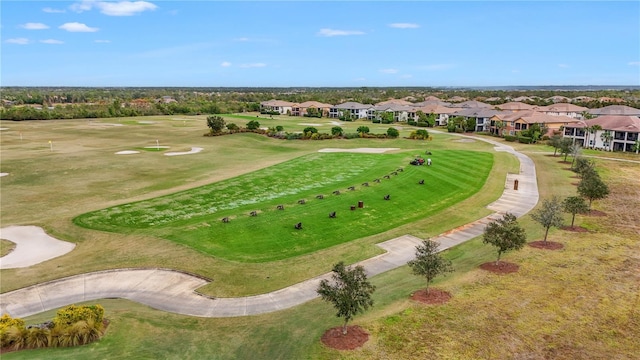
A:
514 179 519 191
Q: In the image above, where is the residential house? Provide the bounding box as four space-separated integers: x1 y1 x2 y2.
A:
546 95 571 103
451 108 505 132
453 100 492 109
494 102 537 111
489 111 533 136
588 105 640 117
447 96 468 103
329 102 374 120
260 99 295 115
290 101 333 117
375 99 414 106
372 103 415 122
563 115 640 152
512 113 579 136
413 104 462 126
537 103 588 119
571 96 595 103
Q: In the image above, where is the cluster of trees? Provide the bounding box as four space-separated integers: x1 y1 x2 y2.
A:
0 304 106 351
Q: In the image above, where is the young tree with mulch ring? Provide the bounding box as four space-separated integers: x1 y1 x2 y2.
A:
482 212 527 265
577 172 610 211
317 262 375 336
530 196 565 245
407 239 454 302
563 196 589 229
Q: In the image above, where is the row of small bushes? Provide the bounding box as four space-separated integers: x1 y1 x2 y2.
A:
0 305 106 351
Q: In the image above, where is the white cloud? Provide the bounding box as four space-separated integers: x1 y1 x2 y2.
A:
389 23 420 29
21 22 50 30
239 63 266 68
40 39 64 44
628 61 640 66
71 1 157 16
43 7 66 13
59 22 99 32
317 28 365 37
400 74 413 79
5 38 30 45
220 61 232 67
94 39 111 43
380 68 399 74
558 63 570 68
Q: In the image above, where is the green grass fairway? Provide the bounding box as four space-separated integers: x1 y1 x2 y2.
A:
74 150 493 262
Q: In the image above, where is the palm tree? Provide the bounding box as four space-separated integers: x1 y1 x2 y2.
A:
590 124 602 149
600 130 613 151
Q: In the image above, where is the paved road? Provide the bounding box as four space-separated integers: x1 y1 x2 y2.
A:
0 136 539 319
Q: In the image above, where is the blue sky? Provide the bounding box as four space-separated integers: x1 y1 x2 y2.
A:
2 1 639 87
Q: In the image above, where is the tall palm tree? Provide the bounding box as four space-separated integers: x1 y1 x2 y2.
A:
600 130 613 151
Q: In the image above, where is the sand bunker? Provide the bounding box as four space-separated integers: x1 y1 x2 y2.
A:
115 150 140 155
0 128 9 131
0 226 76 269
0 173 9 177
453 138 475 143
318 148 399 154
299 123 322 126
138 121 155 124
165 147 204 156
92 123 124 127
329 121 344 126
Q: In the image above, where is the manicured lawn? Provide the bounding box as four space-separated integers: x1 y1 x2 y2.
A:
0 239 16 257
74 150 493 262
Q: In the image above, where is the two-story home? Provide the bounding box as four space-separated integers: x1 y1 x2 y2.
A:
587 105 640 118
537 103 588 119
563 115 640 152
290 101 333 117
494 102 538 112
260 99 295 115
372 103 415 122
329 102 374 120
412 104 462 126
451 108 505 132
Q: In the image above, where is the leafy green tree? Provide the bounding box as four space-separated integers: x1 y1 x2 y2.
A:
356 126 370 134
226 123 239 131
633 139 640 154
246 120 260 130
600 130 613 151
386 127 399 138
303 126 318 134
563 196 589 228
530 196 565 244
317 262 376 335
409 129 430 140
573 157 596 179
548 134 563 156
570 143 582 168
407 239 454 294
482 212 527 264
206 115 226 133
331 126 343 136
560 138 574 162
577 172 610 210
465 117 477 132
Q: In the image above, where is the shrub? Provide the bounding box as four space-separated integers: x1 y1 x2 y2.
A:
504 135 517 142
246 120 260 130
372 118 381 124
343 132 360 139
454 127 464 133
303 127 318 134
416 122 428 127
53 304 104 328
407 120 417 126
381 118 394 124
387 127 399 138
226 123 239 131
518 136 533 144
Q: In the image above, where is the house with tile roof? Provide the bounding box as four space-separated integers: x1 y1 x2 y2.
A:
260 99 295 115
412 104 462 126
490 111 579 137
563 115 640 152
329 102 374 120
537 103 588 119
453 100 493 109
546 95 571 103
494 102 537 111
587 105 640 117
452 108 506 132
290 101 333 117
372 103 415 122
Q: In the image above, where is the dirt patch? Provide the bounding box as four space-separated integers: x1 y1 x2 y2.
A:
588 210 607 217
410 288 452 304
561 225 588 232
479 261 519 274
558 160 571 164
321 325 369 350
528 241 564 250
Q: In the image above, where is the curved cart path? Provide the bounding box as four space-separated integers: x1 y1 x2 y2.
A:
0 136 538 319
0 226 75 269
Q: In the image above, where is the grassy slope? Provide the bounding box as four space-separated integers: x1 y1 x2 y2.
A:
74 150 493 262
0 239 16 257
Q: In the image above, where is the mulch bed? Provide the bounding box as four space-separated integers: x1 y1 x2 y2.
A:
561 225 588 232
410 288 452 304
479 261 519 274
321 325 369 350
588 210 607 217
528 241 564 250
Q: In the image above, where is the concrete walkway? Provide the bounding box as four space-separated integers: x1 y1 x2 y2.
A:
0 136 538 319
0 226 76 269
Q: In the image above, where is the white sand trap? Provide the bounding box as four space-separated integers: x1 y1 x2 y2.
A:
138 121 155 124
329 121 344 126
144 146 170 149
453 138 475 143
115 150 140 155
0 127 9 131
0 173 9 177
298 123 322 126
0 226 76 269
92 123 124 127
318 148 400 154
165 147 204 156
